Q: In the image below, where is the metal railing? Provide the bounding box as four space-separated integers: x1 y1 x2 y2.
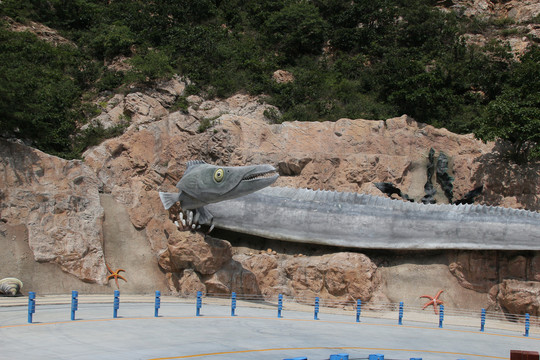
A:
201 292 538 333
1 291 537 336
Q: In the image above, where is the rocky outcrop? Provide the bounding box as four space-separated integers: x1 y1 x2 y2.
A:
496 280 540 316
158 230 379 304
446 0 540 57
450 0 540 22
80 88 538 311
0 140 107 283
449 251 540 293
272 70 295 84
3 16 76 47
1 84 539 315
158 232 232 276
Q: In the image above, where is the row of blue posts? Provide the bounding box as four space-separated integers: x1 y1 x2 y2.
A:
284 352 409 359
24 291 533 336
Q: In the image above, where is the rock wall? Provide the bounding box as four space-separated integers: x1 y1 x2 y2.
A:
1 82 539 314
0 140 106 284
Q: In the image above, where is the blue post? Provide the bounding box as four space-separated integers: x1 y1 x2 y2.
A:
113 290 120 318
330 354 349 360
369 354 384 360
356 299 362 323
314 297 320 320
28 292 36 324
154 290 161 317
196 291 202 316
278 294 283 318
410 358 422 360
439 305 444 328
525 313 530 337
398 301 404 325
71 290 78 321
231 292 237 316
480 308 486 332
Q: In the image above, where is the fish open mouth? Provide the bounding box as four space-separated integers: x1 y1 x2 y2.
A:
242 169 278 181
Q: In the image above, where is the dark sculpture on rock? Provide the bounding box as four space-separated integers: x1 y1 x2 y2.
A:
374 182 412 202
454 185 484 205
375 148 483 207
421 148 437 204
436 151 454 203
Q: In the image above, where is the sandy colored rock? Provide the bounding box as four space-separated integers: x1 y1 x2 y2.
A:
497 279 540 316
158 232 232 275
177 269 206 296
273 70 294 84
239 253 283 298
0 140 106 284
204 260 260 295
4 16 75 47
378 263 488 310
125 92 169 125
448 251 540 292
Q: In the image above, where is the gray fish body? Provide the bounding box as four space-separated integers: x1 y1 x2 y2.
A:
206 187 540 250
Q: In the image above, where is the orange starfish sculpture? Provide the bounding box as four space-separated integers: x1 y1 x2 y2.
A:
420 290 444 314
106 264 127 289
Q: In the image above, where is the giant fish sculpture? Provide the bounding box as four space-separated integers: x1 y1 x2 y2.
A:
160 161 540 250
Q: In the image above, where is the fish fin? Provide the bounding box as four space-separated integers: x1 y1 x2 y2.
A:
184 160 207 175
159 191 181 210
195 206 213 225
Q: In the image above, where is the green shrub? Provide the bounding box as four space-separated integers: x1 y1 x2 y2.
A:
263 2 327 62
85 24 135 60
127 50 174 83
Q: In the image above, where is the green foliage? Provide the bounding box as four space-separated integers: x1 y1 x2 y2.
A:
475 46 540 163
171 96 189 112
127 50 174 83
263 108 282 123
263 2 327 62
198 116 219 133
70 120 129 159
84 24 135 60
0 27 82 153
96 70 125 92
0 0 536 165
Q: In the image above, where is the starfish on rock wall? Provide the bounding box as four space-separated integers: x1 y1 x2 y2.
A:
106 264 127 289
420 290 444 314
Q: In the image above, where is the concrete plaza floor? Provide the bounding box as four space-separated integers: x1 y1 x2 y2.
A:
1 295 538 360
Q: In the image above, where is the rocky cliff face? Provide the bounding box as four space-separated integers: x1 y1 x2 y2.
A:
0 140 106 283
1 80 539 314
447 0 540 57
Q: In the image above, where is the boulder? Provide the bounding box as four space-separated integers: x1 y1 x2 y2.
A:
497 280 540 316
177 269 206 296
204 260 261 295
158 232 232 275
238 251 378 303
272 70 294 84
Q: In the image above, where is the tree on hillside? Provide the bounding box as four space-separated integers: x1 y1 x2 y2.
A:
475 46 540 164
263 2 327 62
0 28 83 155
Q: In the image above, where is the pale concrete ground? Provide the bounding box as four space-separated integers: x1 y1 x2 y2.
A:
1 295 539 360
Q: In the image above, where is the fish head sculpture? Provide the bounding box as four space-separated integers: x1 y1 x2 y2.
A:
176 161 279 204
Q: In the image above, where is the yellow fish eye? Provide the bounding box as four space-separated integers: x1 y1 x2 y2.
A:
214 168 224 182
